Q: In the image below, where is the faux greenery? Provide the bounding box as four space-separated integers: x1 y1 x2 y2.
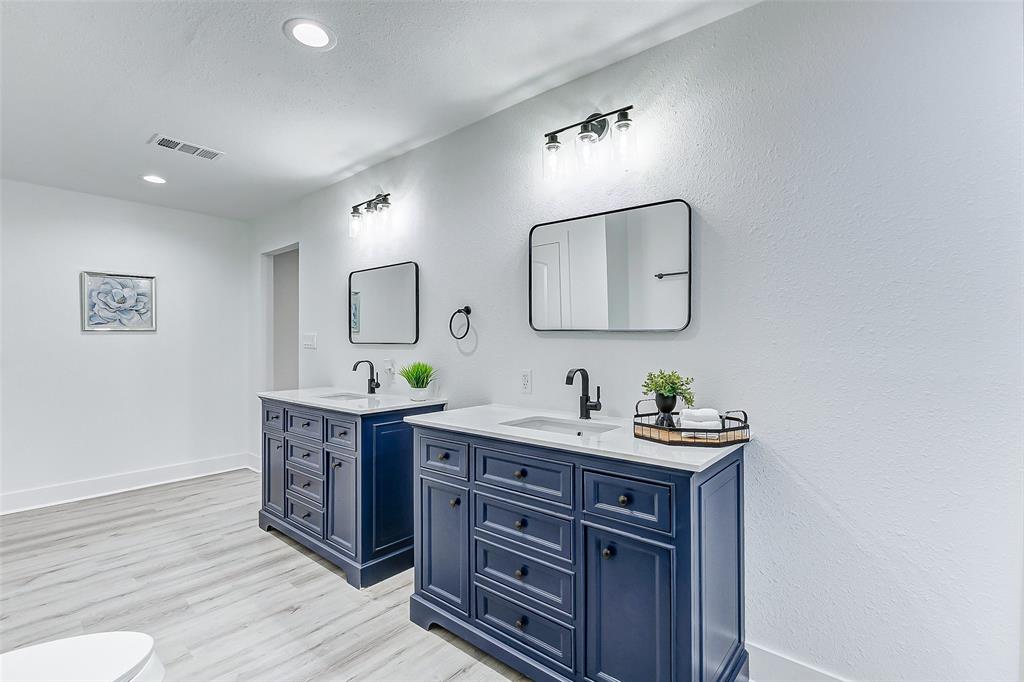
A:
399 362 437 389
641 370 695 406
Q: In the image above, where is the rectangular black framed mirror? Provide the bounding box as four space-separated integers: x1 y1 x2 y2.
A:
349 261 419 344
529 199 691 332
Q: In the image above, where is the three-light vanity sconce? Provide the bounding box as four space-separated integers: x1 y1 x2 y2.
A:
543 105 636 179
349 193 391 238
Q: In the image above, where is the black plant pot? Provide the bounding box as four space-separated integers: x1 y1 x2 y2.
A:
654 393 677 427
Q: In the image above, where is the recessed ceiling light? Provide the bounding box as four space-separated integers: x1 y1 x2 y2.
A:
141 175 166 184
283 18 336 51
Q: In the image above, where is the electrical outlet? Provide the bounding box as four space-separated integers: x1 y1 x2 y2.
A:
382 359 396 378
302 333 317 350
520 369 533 394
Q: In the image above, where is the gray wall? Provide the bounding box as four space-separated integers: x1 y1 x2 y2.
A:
247 2 1024 678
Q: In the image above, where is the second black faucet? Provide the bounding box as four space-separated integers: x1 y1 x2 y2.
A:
565 368 602 420
353 360 381 394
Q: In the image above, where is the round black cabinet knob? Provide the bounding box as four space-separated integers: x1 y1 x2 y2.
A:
602 546 616 559
618 494 632 506
513 468 527 480
514 617 527 630
513 566 527 580
513 518 526 530
449 497 461 508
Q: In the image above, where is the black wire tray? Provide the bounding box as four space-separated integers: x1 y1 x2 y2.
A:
633 400 750 447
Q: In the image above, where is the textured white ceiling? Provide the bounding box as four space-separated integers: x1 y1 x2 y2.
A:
1 1 750 219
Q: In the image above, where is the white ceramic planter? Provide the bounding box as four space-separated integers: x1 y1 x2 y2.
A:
409 386 430 401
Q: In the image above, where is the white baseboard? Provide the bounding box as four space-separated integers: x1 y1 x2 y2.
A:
246 451 261 472
749 642 846 682
0 452 257 515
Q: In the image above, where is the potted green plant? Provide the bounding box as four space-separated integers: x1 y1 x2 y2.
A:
399 362 437 401
641 370 694 427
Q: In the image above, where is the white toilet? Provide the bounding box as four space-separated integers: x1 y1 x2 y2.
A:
0 632 164 682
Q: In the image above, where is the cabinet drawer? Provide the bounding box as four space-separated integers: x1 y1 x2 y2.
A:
475 539 574 617
286 465 324 506
286 408 323 442
325 417 358 451
475 446 572 506
286 495 324 536
263 403 284 431
474 585 574 671
286 439 323 474
583 471 673 533
419 434 469 480
475 492 573 562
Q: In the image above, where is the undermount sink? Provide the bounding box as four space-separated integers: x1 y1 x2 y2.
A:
501 416 619 437
319 392 366 400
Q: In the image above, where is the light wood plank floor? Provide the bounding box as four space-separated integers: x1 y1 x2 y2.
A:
0 470 527 681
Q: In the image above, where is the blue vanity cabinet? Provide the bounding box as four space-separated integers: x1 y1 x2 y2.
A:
259 399 444 588
409 426 748 682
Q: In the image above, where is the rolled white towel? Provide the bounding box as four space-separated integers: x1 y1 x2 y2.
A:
679 408 720 422
679 420 722 430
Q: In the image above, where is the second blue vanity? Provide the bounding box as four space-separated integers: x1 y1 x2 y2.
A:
258 387 445 588
406 404 747 682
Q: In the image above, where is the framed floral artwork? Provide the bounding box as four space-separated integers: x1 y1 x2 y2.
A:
80 272 156 332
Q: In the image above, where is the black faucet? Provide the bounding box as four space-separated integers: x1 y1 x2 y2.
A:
565 368 602 420
352 360 381 394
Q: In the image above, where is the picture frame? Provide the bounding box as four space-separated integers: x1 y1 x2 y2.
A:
80 271 157 332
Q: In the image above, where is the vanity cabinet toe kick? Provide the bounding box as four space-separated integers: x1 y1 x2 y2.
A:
258 398 444 588
410 425 748 682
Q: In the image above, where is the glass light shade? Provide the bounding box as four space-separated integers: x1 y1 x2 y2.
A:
613 118 637 171
543 137 562 179
349 210 362 238
575 127 602 175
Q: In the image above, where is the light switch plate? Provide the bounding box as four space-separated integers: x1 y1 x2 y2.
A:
302 333 317 350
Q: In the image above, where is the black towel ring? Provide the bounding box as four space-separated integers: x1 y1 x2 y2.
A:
449 306 472 340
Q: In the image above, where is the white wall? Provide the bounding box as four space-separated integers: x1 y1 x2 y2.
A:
1 179 252 511
246 2 1023 679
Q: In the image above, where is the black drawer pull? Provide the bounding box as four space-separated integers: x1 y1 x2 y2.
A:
449 497 461 508
332 461 342 469
513 617 527 630
302 420 311 427
302 482 311 488
513 518 526 530
338 429 348 436
275 444 282 450
618 494 632 506
437 451 450 462
512 468 527 480
302 512 311 519
602 546 616 560
513 566 527 580
269 414 280 420
302 453 311 459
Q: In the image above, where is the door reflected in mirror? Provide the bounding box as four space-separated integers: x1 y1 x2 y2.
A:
530 200 690 331
349 261 419 344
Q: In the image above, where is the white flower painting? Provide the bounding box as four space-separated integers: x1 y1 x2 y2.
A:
80 272 156 332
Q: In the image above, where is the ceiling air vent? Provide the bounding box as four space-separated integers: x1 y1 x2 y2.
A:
147 133 223 160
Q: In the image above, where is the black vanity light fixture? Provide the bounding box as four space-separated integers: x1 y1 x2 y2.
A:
543 105 636 179
349 193 391 238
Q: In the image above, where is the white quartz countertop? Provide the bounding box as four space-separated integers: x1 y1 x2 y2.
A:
259 386 447 416
404 404 745 473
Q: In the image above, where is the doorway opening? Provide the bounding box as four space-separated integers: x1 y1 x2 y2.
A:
270 246 299 390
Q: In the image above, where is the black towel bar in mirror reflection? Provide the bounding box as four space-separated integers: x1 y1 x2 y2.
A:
654 270 689 280
449 306 472 339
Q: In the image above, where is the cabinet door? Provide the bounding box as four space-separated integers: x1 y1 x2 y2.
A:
585 526 672 682
263 432 285 515
419 477 470 613
327 451 358 556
